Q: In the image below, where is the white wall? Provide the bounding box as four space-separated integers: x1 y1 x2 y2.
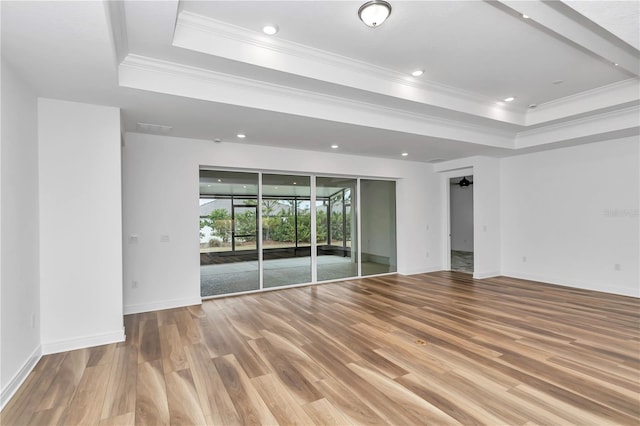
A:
473 157 501 277
1 59 41 407
361 180 396 265
450 180 474 252
501 137 640 297
38 98 124 353
122 132 442 314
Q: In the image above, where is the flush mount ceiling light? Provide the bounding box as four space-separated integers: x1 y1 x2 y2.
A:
331 144 339 149
411 69 424 77
236 133 246 138
358 0 392 27
262 25 278 35
401 152 409 156
503 96 515 102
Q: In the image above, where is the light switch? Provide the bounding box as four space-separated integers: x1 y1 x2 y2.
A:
160 235 170 243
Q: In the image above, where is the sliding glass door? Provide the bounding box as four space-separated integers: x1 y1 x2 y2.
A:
316 177 358 281
199 169 394 297
199 170 259 297
361 179 397 275
262 174 312 288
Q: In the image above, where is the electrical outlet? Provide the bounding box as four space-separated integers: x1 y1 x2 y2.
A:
160 235 170 243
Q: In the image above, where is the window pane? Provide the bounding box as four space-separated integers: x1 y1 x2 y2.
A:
199 170 259 297
316 177 358 281
262 174 311 288
361 179 396 275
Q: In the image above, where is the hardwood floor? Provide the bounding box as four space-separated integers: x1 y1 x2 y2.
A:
2 272 639 425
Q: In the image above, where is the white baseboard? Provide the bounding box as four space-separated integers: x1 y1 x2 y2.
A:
399 266 441 276
41 328 125 355
124 297 202 315
502 270 640 298
1 345 42 411
473 271 501 279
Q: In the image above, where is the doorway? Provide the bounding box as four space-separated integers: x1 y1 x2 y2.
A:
449 175 474 273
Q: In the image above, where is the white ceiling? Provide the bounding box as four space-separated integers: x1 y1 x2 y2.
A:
2 0 639 163
180 0 630 104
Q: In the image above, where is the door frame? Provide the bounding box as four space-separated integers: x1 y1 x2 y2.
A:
440 168 474 271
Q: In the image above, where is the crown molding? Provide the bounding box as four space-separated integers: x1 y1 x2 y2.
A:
103 0 128 64
119 54 516 148
173 11 525 126
120 53 638 154
526 78 640 126
516 104 640 148
500 0 639 76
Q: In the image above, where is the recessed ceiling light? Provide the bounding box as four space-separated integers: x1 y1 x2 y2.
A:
614 62 620 67
528 104 537 109
331 144 339 149
401 152 409 156
274 186 279 190
243 185 247 188
207 184 211 187
411 69 424 77
217 179 222 182
293 182 297 185
552 80 564 85
262 25 279 35
503 96 515 102
236 133 246 138
522 14 530 19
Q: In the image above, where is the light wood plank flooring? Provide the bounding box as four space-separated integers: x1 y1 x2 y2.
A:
2 272 639 425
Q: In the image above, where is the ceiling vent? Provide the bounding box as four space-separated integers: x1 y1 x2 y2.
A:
136 122 173 135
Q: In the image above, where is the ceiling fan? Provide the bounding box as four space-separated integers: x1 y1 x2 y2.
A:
451 176 473 187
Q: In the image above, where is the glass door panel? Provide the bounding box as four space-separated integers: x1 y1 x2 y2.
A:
233 203 257 251
316 177 358 281
262 174 311 288
199 170 259 297
361 179 397 275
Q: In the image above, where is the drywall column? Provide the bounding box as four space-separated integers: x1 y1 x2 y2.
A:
473 157 501 278
38 98 124 353
1 59 41 407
